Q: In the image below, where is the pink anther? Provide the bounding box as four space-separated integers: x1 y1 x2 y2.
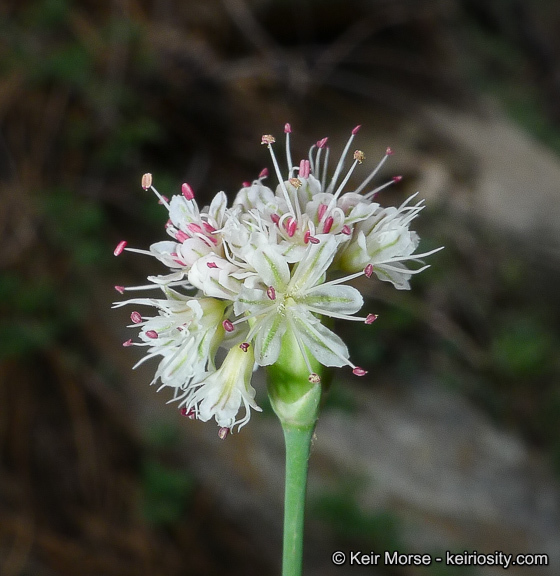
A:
267 286 276 300
141 173 152 190
239 342 250 352
258 167 269 179
145 330 158 339
207 262 218 269
317 204 328 221
218 427 230 440
299 159 310 179
392 175 402 182
386 147 393 156
317 137 328 149
114 240 127 256
222 319 234 332
284 123 292 133
352 367 368 376
176 230 188 243
341 225 352 235
130 311 142 324
187 223 203 235
323 216 334 234
352 124 362 135
114 286 125 294
122 339 133 347
180 407 196 419
285 218 297 237
181 183 195 200
364 264 374 278
365 314 378 325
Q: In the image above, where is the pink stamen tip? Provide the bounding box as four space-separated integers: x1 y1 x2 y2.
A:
114 240 127 256
341 225 352 235
365 314 378 325
187 223 203 235
218 427 230 440
239 342 250 352
242 181 251 188
317 203 328 221
130 311 142 324
122 339 133 347
284 123 292 133
392 175 403 182
353 367 368 377
285 217 297 237
207 262 218 269
267 286 276 300
145 330 158 339
222 319 235 332
181 183 195 200
386 147 393 156
115 285 125 294
270 213 280 225
180 407 196 419
158 195 169 205
352 124 362 135
176 230 188 243
308 373 321 383
165 219 173 227
323 216 334 234
317 137 328 149
258 167 269 179
304 230 311 244
299 159 310 179
364 264 374 278
309 236 320 244
141 173 152 190
202 222 216 233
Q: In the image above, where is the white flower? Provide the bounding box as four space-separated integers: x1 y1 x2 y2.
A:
114 124 441 436
181 343 261 431
231 235 372 376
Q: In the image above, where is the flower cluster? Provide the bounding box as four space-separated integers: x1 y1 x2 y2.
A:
114 124 440 437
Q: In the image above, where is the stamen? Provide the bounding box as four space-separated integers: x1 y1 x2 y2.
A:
218 427 230 440
353 150 392 195
289 177 302 189
207 262 218 269
258 167 269 179
115 285 125 294
270 213 280 225
145 330 158 339
317 204 327 221
239 342 250 352
131 311 142 324
285 124 293 173
308 373 321 383
326 128 357 194
242 181 251 187
141 173 152 190
352 367 368 376
223 319 235 332
341 225 352 235
182 183 195 200
285 217 297 237
180 407 196 419
352 125 362 135
267 286 276 300
123 339 133 347
365 314 378 324
323 216 334 233
364 264 374 278
265 139 296 217
187 223 203 235
261 134 275 145
308 236 320 244
114 241 127 256
176 230 188 243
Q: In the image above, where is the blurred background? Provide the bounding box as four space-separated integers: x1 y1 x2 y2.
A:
1 0 560 574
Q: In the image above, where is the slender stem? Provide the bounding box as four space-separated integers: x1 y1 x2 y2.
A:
281 423 314 576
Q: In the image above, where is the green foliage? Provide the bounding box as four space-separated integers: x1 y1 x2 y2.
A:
140 458 195 527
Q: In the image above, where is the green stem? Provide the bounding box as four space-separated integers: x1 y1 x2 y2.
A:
281 423 314 576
